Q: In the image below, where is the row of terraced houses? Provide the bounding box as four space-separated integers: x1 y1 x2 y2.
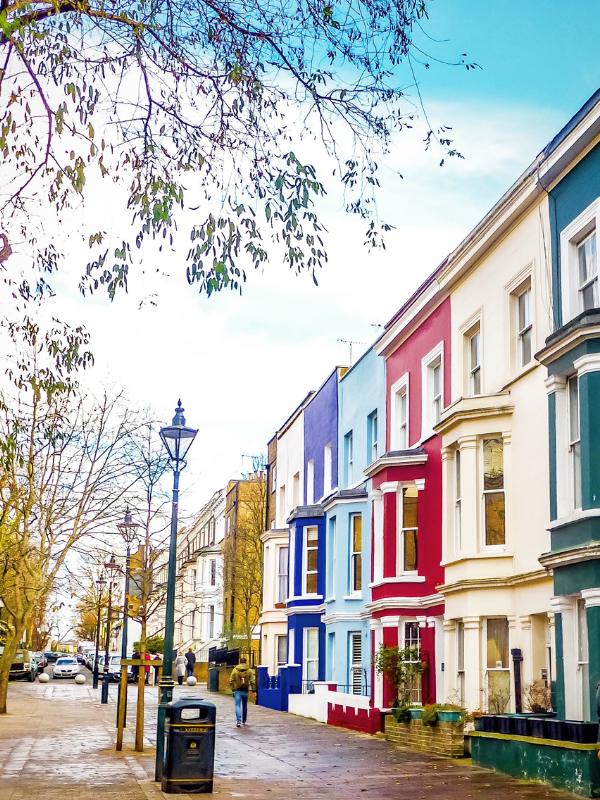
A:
255 90 600 733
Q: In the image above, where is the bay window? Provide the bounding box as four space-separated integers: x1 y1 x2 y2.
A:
482 437 505 546
397 486 418 574
568 376 582 509
304 526 318 594
349 514 362 593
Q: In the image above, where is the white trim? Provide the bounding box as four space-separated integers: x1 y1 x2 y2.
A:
379 481 399 494
574 353 600 378
560 198 600 325
369 576 426 587
323 611 370 624
285 603 325 616
545 374 567 394
390 372 410 450
365 451 428 478
365 593 444 613
376 281 441 356
581 588 600 608
302 524 319 596
547 507 600 531
421 341 445 441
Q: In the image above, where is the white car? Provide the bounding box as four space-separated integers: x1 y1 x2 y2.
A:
53 657 81 678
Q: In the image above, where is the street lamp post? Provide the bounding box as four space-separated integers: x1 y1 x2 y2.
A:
116 508 140 727
92 573 107 690
101 554 119 704
154 400 197 782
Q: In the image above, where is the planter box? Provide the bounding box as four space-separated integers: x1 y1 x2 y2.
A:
473 717 485 732
496 715 512 735
528 717 546 738
544 718 564 741
481 715 497 733
564 720 599 744
385 715 465 759
438 710 462 724
409 707 423 720
512 716 529 736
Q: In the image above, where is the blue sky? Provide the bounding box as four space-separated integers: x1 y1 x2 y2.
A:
15 2 600 516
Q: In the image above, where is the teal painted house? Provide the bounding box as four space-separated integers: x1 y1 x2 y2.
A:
323 347 386 698
538 89 600 723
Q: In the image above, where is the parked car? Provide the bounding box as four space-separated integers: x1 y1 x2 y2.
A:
44 651 62 663
107 654 133 682
33 652 48 669
53 656 80 679
9 649 38 681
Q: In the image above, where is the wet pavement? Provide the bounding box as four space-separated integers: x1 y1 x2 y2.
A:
0 677 579 799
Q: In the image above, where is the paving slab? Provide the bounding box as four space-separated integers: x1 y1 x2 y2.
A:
0 678 580 800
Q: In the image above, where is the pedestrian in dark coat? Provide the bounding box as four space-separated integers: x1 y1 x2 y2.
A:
185 648 196 678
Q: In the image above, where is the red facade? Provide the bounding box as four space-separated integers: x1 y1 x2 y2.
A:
369 295 450 708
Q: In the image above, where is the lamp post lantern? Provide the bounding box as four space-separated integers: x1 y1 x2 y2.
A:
101 554 119 704
116 508 140 727
155 400 197 782
92 573 107 689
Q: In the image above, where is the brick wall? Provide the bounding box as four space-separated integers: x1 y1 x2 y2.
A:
385 716 466 759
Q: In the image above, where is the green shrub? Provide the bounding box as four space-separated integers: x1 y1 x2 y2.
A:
422 703 439 726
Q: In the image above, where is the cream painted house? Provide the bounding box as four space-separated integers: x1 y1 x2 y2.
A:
435 189 555 713
259 394 312 672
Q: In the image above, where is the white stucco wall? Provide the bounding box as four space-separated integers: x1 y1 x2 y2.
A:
275 410 305 528
439 198 554 710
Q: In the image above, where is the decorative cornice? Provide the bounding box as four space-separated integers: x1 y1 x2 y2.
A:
537 319 600 366
364 449 428 478
285 603 325 617
437 569 549 595
574 353 600 378
365 593 444 613
540 542 600 571
260 527 289 544
434 394 514 436
322 611 370 624
547 508 600 531
545 374 567 394
581 588 600 608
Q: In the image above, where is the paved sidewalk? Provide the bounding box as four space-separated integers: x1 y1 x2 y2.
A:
0 679 579 799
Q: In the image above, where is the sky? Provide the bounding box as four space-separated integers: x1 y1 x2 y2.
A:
10 0 600 520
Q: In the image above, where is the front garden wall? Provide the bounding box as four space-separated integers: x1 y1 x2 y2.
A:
384 715 465 758
471 731 600 798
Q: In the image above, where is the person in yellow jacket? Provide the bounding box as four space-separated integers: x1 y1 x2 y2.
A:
229 658 256 728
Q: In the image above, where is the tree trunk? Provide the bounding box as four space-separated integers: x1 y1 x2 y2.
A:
0 624 24 714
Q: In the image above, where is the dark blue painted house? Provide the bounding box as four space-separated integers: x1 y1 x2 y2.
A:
286 367 344 689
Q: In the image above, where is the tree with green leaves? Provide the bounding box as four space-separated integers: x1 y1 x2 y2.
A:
0 0 472 301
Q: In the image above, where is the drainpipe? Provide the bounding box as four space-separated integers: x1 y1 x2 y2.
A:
511 648 523 713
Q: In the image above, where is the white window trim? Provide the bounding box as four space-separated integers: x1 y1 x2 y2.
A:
368 409 379 464
568 375 582 512
323 443 333 496
326 515 336 602
306 459 315 505
560 197 600 325
395 486 419 577
516 285 533 368
468 328 481 396
303 627 319 683
390 372 410 450
454 448 462 554
421 341 444 441
349 513 362 596
276 544 289 604
480 435 508 552
302 525 320 597
344 430 354 487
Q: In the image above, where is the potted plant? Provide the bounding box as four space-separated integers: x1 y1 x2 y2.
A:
436 703 466 724
471 709 485 731
523 681 553 716
409 705 424 720
374 643 425 711
391 701 411 724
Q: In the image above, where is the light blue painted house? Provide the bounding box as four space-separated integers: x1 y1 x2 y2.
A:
323 347 386 695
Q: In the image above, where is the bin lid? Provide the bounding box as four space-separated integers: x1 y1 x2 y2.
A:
166 698 216 710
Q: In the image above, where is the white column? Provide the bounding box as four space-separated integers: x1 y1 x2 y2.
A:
550 595 577 718
442 619 456 703
463 616 481 712
371 490 383 584
457 435 478 554
371 619 383 709
519 614 534 690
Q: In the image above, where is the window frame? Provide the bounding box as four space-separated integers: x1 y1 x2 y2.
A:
344 430 354 486
468 327 481 396
303 525 319 596
396 486 419 576
421 342 444 440
303 627 319 684
276 544 289 604
306 459 315 505
367 409 378 463
568 375 582 510
481 436 506 549
454 449 462 553
349 631 363 695
349 513 362 594
577 231 598 312
516 285 533 367
390 373 409 450
323 443 333 494
559 198 600 325
276 634 288 667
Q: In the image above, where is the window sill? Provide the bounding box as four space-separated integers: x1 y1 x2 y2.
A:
343 593 363 601
500 360 539 391
369 576 426 587
441 551 514 566
548 507 600 531
324 596 336 604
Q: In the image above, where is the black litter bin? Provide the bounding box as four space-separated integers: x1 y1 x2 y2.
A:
207 666 219 692
161 698 216 794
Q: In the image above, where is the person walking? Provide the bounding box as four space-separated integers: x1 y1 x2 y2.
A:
175 652 187 686
229 658 256 728
144 650 152 684
131 649 140 682
185 648 196 679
